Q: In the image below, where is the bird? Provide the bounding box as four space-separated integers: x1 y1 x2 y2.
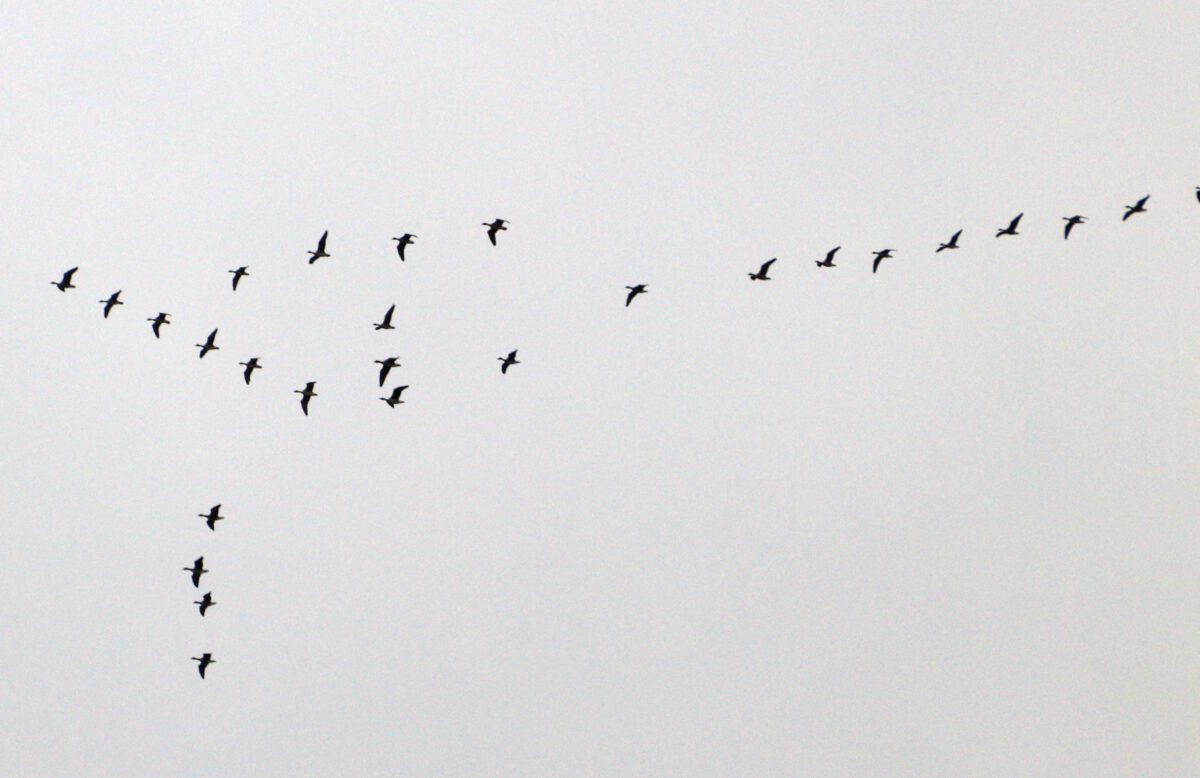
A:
374 357 400 386
815 247 839 267
307 230 330 263
194 592 215 617
483 219 508 246
995 213 1023 237
99 291 123 318
238 358 261 384
295 382 317 415
374 304 396 331
199 504 223 531
392 234 416 260
381 385 409 407
191 653 214 679
936 230 962 252
228 266 249 290
1195 186 1199 204
52 267 78 292
1063 215 1087 240
184 557 208 588
147 312 170 338
748 258 776 281
1122 195 1149 221
625 284 647 306
499 350 519 374
871 249 894 274
196 329 219 359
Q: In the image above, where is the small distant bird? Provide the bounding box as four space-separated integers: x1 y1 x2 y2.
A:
392 234 416 260
184 557 208 588
381 385 409 407
374 304 396 331
1063 215 1087 240
52 267 78 292
748 258 776 281
499 350 519 374
199 504 223 531
995 213 1023 237
936 230 962 252
194 592 215 617
483 219 508 246
191 653 214 679
816 247 839 267
1122 195 1149 221
307 230 330 263
196 328 219 358
374 357 400 386
1195 186 1199 204
625 284 647 306
99 291 123 318
238 358 261 385
871 249 894 274
228 266 249 290
148 312 170 338
295 382 317 415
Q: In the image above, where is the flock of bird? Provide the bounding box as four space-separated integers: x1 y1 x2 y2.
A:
183 504 223 678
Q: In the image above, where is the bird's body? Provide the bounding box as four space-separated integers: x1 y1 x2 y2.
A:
996 213 1023 237
238 358 261 384
148 312 170 338
499 350 519 374
200 504 223 531
1063 215 1087 240
748 258 776 281
1123 195 1149 221
53 267 78 292
100 291 123 318
307 231 330 263
196 329 219 359
184 557 208 588
871 249 894 274
937 230 962 252
392 234 416 260
374 304 396 330
295 382 317 415
815 247 839 267
194 592 215 617
375 357 400 386
228 266 249 290
483 219 508 246
191 653 214 678
381 385 409 407
625 284 647 306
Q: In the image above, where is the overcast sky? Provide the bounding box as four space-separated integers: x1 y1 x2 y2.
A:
3 3 1199 775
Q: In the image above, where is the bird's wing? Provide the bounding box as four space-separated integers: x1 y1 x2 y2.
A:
64 267 78 281
488 228 497 245
508 351 518 360
1138 195 1149 207
873 256 882 273
317 231 328 252
761 258 776 272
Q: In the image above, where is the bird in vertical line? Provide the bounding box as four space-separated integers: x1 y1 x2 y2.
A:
871 249 894 274
200 505 223 531
99 291 123 318
936 230 962 252
816 247 839 267
381 385 409 407
295 382 317 415
52 267 78 291
228 266 249 290
625 284 647 306
1122 195 1149 220
307 231 330 263
239 358 261 385
392 234 416 260
196 329 219 358
147 312 170 338
374 357 400 386
194 592 215 617
748 258 776 281
995 213 1022 237
1063 215 1086 240
499 350 519 374
184 557 208 588
483 219 508 245
373 304 396 331
192 653 215 678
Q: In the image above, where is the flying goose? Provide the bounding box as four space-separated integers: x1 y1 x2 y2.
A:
483 219 508 246
748 258 776 281
307 231 330 263
52 267 78 292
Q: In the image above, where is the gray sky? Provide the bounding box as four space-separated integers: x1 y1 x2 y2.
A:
3 3 1199 775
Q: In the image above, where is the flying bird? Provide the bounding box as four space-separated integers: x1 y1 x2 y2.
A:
238 358 261 385
1063 215 1087 240
99 291 123 318
191 653 215 679
295 382 317 415
936 230 962 252
748 258 776 281
1195 186 1199 204
184 557 208 588
499 350 519 374
995 213 1023 237
374 357 400 386
373 304 396 331
52 267 78 292
307 230 330 263
1122 195 1149 221
815 247 839 267
871 249 894 274
381 385 409 407
228 266 249 290
194 592 216 617
392 234 416 260
483 219 508 246
200 504 223 531
625 284 647 306
196 329 219 359
148 312 170 338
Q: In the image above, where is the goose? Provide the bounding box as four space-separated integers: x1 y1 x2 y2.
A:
184 557 208 588
99 291 123 318
194 592 215 617
148 312 170 338
295 382 317 415
196 329 219 359
374 357 400 386
228 266 249 290
815 247 839 267
239 358 261 385
499 350 519 374
52 267 78 292
199 504 223 531
995 213 1023 237
483 219 508 246
1123 195 1149 221
392 234 416 260
936 230 962 252
307 230 330 263
748 258 776 281
374 304 396 331
191 653 214 678
871 249 894 274
381 385 409 407
625 284 647 306
1063 215 1086 240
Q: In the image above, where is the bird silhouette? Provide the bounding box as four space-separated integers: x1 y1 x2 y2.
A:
228 266 249 290
995 213 1023 237
625 284 647 306
194 592 215 617
99 291 123 318
381 385 409 407
239 358 261 384
392 234 416 260
52 267 78 292
1063 215 1087 240
871 249 894 274
1195 186 1199 204
748 258 776 281
307 230 330 263
148 312 170 338
200 504 223 531
184 557 208 588
815 247 839 267
191 653 214 679
1122 195 1149 221
936 230 962 252
499 350 519 374
196 329 219 359
374 357 400 386
374 304 396 331
295 382 317 415
483 219 508 246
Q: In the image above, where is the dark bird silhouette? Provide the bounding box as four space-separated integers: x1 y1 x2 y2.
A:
1195 186 1199 204
1122 195 1149 221
307 230 330 263
936 230 962 252
191 653 214 678
392 234 416 260
99 291 123 318
625 284 647 306
815 247 839 267
748 258 776 281
194 592 215 617
196 328 219 359
200 504 223 531
483 219 508 245
995 213 1023 237
499 350 519 374
184 557 208 588
52 267 78 292
373 304 396 331
381 385 409 407
1063 215 1087 240
148 312 170 338
295 382 317 415
871 249 894 274
374 357 400 386
239 358 261 384
228 266 249 290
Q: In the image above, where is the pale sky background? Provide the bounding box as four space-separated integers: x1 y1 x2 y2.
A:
2 3 1199 775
